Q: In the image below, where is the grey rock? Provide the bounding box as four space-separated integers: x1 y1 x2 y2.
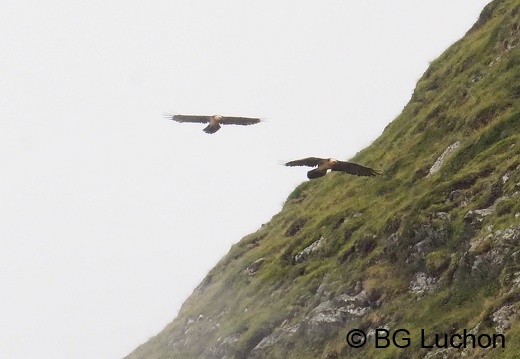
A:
469 226 520 278
428 141 460 176
251 290 370 355
302 291 370 341
406 223 449 263
294 236 324 263
246 258 266 275
205 334 240 359
447 189 470 207
424 347 457 359
409 272 437 296
251 323 300 352
464 207 495 222
492 305 517 334
436 212 452 221
465 193 519 224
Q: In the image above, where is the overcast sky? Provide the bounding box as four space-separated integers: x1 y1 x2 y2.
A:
0 1 490 358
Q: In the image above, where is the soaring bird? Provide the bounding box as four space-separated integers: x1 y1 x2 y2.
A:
165 114 261 134
285 157 380 180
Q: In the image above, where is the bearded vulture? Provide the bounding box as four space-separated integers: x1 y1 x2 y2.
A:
285 157 380 179
165 114 261 134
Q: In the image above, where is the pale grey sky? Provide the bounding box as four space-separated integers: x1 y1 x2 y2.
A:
0 1 490 358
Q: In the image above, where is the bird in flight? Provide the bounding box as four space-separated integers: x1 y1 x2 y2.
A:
165 114 262 134
285 157 380 179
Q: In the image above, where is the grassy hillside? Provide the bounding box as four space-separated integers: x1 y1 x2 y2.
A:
126 0 520 357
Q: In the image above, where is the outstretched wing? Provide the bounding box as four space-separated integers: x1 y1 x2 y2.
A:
331 161 380 177
166 114 211 124
285 157 326 168
219 116 262 126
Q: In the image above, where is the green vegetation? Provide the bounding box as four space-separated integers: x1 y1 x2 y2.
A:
126 1 520 358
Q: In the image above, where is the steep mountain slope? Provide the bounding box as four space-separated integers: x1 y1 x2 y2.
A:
126 1 520 358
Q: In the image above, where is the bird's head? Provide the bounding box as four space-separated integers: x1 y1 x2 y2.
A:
213 115 223 122
329 158 338 164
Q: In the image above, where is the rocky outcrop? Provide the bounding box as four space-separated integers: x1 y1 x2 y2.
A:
294 237 325 263
206 334 239 359
428 141 461 176
492 305 517 334
409 272 438 296
249 290 370 357
467 226 520 278
406 222 450 264
302 291 370 340
245 258 266 275
464 192 519 224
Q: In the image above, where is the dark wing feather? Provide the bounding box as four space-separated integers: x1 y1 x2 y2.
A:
219 116 261 126
307 168 328 179
203 123 221 134
285 157 325 168
167 114 211 124
331 161 380 176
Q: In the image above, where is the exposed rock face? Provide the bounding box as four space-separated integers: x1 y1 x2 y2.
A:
409 272 437 296
435 212 451 221
406 222 450 265
206 334 239 359
302 291 370 341
250 323 299 354
245 258 266 275
164 312 223 355
249 290 370 357
492 305 517 334
464 193 519 224
464 206 497 223
468 226 520 278
447 189 470 207
294 237 325 263
428 141 461 176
